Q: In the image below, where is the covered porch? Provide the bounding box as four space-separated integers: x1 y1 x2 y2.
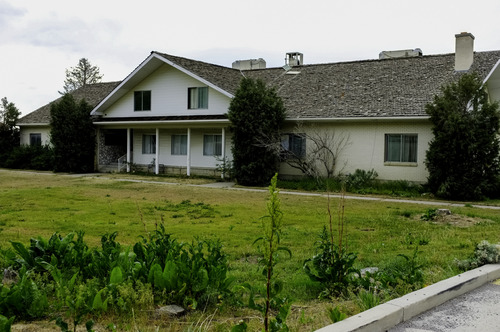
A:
95 121 232 178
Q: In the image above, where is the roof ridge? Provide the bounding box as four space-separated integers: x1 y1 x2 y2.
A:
152 51 237 71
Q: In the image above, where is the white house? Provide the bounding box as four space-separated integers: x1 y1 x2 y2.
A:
18 32 500 183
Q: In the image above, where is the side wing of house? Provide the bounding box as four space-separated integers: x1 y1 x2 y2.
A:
17 102 53 147
279 119 432 183
19 125 51 146
92 53 237 176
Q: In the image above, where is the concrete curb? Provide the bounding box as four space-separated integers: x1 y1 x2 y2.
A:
316 264 500 332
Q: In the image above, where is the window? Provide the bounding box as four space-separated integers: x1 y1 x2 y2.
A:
171 134 187 155
134 91 151 111
281 133 306 158
30 133 41 146
385 134 417 163
188 87 208 109
142 134 156 154
203 134 222 156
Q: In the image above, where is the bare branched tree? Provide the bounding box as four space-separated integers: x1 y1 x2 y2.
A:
286 123 351 179
257 122 351 182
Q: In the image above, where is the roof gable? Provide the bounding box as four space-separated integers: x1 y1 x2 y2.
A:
91 52 243 115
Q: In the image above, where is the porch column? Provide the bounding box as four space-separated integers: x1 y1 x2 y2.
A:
186 128 191 176
155 128 160 174
221 127 226 179
126 128 131 173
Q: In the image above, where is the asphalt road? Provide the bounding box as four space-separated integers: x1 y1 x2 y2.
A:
389 280 500 332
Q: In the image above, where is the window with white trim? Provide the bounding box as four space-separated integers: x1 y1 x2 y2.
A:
142 134 156 154
203 134 222 156
134 91 151 111
188 87 208 109
171 134 187 155
30 133 42 146
384 134 417 163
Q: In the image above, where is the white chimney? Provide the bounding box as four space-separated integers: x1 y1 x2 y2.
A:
285 52 303 66
455 32 475 71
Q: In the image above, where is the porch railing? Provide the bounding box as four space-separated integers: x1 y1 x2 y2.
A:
117 154 128 172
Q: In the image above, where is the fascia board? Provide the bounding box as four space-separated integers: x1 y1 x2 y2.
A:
483 59 500 85
93 119 230 126
91 53 160 115
17 122 50 127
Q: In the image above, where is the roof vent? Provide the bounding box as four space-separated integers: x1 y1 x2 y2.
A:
379 48 423 59
285 52 303 66
232 58 266 70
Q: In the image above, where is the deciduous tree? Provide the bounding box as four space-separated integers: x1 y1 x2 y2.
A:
425 73 500 200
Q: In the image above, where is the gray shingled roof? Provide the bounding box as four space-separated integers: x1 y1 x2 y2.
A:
18 82 121 124
155 50 500 119
244 51 500 118
21 51 500 124
154 52 243 95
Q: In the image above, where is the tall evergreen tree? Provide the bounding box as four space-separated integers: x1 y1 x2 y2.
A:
425 73 500 200
60 58 103 94
0 97 20 166
50 94 95 173
228 78 286 186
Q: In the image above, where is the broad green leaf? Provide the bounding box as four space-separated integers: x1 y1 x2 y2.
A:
92 289 108 311
110 266 123 285
163 260 178 290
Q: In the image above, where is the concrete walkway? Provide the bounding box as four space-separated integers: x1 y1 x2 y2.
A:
317 264 500 332
390 279 500 332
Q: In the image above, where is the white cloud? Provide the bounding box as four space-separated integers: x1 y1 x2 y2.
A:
2 0 500 116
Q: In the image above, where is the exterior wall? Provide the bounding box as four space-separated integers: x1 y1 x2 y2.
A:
100 64 230 118
279 119 432 183
19 126 51 146
128 127 232 169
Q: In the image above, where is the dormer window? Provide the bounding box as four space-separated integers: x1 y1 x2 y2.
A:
134 91 151 111
188 87 208 109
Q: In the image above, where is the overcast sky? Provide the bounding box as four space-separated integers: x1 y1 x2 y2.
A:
2 0 500 117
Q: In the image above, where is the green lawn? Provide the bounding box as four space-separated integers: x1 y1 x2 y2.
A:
1 169 500 330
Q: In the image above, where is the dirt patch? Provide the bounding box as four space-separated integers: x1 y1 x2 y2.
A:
429 214 493 228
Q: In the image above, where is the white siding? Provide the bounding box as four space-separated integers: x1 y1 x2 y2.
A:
101 64 230 118
19 126 51 146
279 120 432 183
